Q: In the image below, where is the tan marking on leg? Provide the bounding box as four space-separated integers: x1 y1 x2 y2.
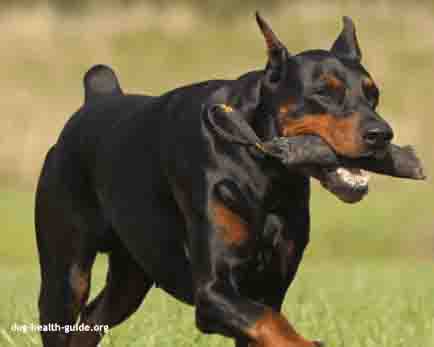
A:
212 200 249 246
247 309 317 347
70 264 90 317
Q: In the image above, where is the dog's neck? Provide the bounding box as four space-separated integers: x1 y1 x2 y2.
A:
229 72 311 192
227 70 280 142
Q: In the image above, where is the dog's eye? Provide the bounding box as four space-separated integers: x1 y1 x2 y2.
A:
364 87 379 108
363 81 379 108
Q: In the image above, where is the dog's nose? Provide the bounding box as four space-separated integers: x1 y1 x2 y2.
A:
363 125 394 148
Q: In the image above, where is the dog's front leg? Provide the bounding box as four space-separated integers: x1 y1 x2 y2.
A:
188 198 319 347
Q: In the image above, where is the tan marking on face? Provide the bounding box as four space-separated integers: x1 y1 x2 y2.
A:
247 309 317 347
278 98 297 117
278 113 363 158
277 98 298 129
321 74 344 90
212 200 249 246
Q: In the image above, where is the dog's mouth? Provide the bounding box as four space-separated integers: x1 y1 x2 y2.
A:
260 135 424 204
313 148 390 203
316 167 370 203
205 104 424 205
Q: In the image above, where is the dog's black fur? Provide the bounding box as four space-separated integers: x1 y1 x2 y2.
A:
35 14 393 347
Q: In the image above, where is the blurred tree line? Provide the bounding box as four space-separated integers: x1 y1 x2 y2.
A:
2 0 433 18
0 0 283 16
1 0 433 18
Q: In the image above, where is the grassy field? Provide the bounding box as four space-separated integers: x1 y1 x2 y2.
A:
0 1 433 346
1 259 433 347
1 185 432 347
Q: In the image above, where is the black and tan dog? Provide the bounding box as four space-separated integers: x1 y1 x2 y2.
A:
35 14 395 347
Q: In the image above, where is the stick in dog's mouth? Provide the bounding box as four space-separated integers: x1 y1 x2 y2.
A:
261 135 426 203
202 105 425 203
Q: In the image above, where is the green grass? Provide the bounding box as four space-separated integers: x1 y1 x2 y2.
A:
0 189 433 346
0 189 37 266
1 261 433 347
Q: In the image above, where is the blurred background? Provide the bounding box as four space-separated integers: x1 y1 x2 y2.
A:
0 1 433 346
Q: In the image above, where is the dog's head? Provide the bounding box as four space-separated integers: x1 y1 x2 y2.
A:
255 13 393 160
250 13 395 203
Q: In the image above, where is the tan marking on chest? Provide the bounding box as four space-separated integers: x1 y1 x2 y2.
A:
212 200 249 246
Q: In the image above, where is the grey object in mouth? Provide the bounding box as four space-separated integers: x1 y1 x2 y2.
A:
262 135 426 203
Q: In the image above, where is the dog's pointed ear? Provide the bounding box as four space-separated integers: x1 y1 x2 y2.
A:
331 16 362 62
256 11 289 84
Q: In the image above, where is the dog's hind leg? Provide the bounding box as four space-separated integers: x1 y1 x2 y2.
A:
68 237 153 347
35 147 102 346
36 190 96 346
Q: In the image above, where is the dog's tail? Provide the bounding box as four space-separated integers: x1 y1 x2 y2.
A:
83 64 123 104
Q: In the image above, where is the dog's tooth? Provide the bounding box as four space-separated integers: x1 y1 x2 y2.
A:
336 167 356 186
356 170 370 186
334 167 371 188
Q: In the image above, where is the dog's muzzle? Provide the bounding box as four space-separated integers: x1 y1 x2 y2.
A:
319 167 370 203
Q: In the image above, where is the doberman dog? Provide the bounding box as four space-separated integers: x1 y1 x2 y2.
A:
35 13 394 347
